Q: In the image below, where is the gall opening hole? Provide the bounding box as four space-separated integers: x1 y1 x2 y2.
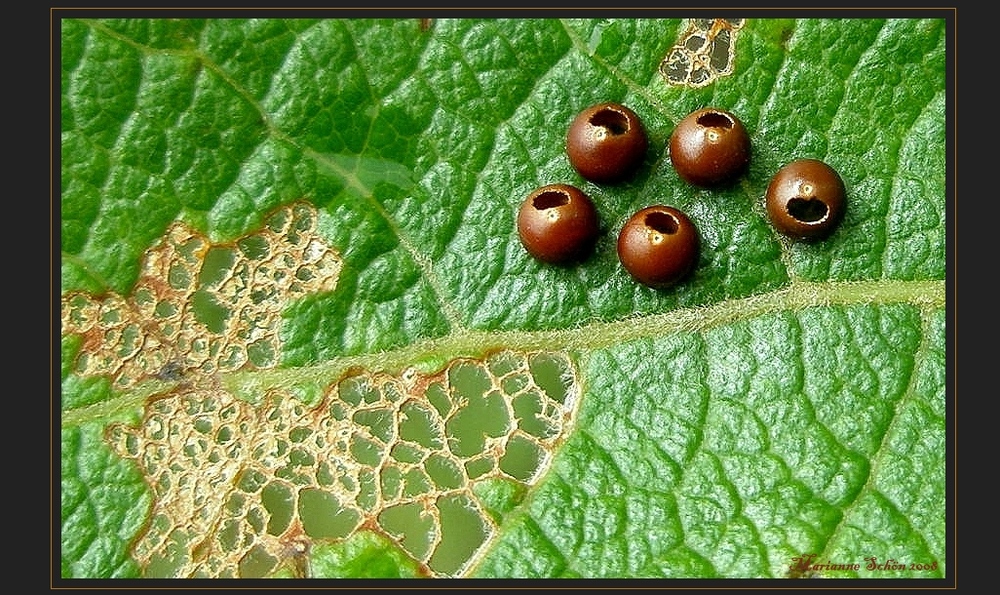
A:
787 197 829 223
590 109 629 135
532 190 570 210
645 211 680 234
696 112 734 129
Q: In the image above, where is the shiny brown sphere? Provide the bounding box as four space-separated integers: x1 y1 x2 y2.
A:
517 184 600 264
669 107 751 187
765 158 846 240
566 102 649 184
617 205 700 289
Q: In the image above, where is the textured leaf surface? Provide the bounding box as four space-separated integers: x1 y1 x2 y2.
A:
59 17 948 579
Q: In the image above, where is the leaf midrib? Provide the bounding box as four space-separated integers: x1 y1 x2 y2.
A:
63 24 946 504
62 277 944 428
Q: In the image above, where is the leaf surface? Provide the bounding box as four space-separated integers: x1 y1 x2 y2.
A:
60 16 948 579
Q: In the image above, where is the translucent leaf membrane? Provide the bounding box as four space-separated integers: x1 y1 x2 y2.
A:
659 19 745 87
61 202 342 388
106 350 580 578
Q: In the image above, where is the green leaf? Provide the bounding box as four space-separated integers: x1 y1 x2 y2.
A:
59 16 948 579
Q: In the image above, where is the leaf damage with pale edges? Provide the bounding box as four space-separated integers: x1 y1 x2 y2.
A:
106 350 581 578
61 202 343 388
659 18 746 88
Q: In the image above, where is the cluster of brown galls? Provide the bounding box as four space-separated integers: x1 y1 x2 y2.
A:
516 102 847 289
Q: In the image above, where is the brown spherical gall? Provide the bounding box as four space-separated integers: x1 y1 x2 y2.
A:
669 107 751 187
617 205 700 289
765 158 846 240
517 184 600 264
566 102 649 184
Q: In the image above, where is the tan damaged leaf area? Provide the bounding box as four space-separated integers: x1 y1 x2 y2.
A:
106 351 579 578
659 18 745 88
61 202 342 388
61 201 581 578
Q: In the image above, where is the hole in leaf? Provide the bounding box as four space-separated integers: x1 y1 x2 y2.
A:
513 391 553 438
378 502 434 561
710 29 733 70
261 482 294 536
199 246 236 286
390 441 425 464
398 401 443 449
425 453 464 490
299 488 361 539
353 408 396 443
499 434 545 481
237 235 270 261
350 433 384 467
429 493 489 576
684 33 708 51
381 466 404 500
402 468 433 497
529 353 572 404
465 456 494 480
190 289 229 334
145 528 189 578
356 468 378 509
238 544 277 578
